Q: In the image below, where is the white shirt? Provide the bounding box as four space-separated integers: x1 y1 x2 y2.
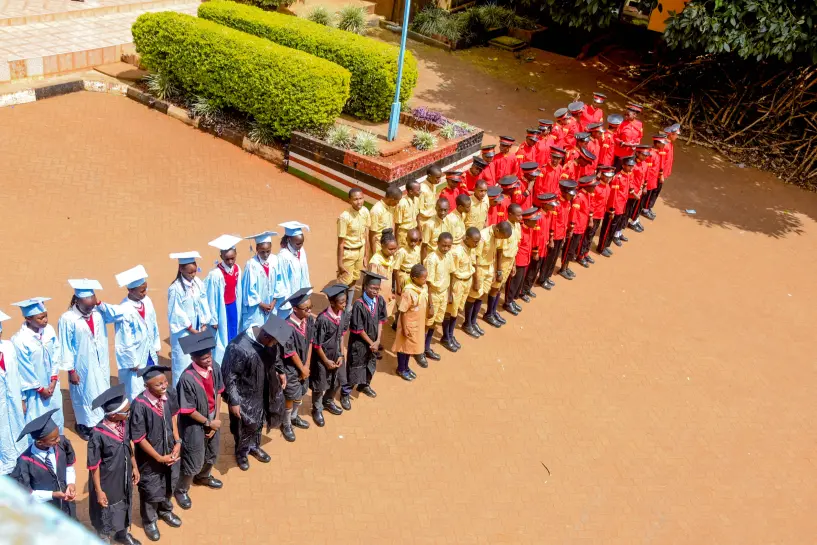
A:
29 443 75 503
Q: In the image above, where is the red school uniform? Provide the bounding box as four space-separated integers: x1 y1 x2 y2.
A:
560 159 578 180
492 151 518 181
592 182 611 218
486 196 510 226
614 119 643 158
664 141 675 178
439 186 462 212
552 197 572 240
579 104 604 131
570 191 591 235
533 163 561 196
645 150 661 191
632 159 648 198
609 171 632 214
515 142 539 167
516 225 535 267
597 132 616 167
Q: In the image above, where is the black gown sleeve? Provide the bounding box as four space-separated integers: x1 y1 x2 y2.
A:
87 433 102 471
177 374 198 416
62 437 75 467
167 391 180 417
9 458 31 491
130 401 148 443
350 301 366 334
221 344 245 407
376 296 388 324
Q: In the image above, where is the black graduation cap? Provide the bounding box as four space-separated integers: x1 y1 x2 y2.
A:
179 329 217 356
286 287 313 308
139 365 171 382
575 131 591 142
587 122 603 131
520 161 538 172
578 175 599 187
487 186 503 197
498 175 518 187
92 384 127 412
521 207 539 218
622 155 637 166
607 114 623 125
362 270 386 285
17 408 59 442
554 108 568 118
559 179 578 192
579 148 597 161
260 314 292 343
472 156 488 168
322 284 348 300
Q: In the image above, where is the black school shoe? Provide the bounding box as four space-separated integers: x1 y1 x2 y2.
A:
620 234 629 242
312 410 325 427
473 322 485 335
407 368 417 379
357 385 377 398
462 324 480 338
577 258 590 268
601 248 613 257
451 335 462 349
424 348 441 360
323 400 343 415
340 395 352 411
291 416 310 429
440 338 459 353
495 313 507 325
398 370 414 382
484 314 502 328
520 293 531 303
114 532 141 545
558 269 573 280
193 475 222 489
143 523 160 542
159 511 181 528
613 238 623 247
511 302 522 312
249 447 271 463
236 457 250 471
586 255 595 264
281 424 296 442
414 354 429 368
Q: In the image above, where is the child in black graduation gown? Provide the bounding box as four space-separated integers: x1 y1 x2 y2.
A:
130 365 182 542
173 330 224 510
11 408 77 519
88 384 140 545
280 287 316 443
309 284 349 427
340 271 387 409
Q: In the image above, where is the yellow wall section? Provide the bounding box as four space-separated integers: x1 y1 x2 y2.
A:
648 0 689 32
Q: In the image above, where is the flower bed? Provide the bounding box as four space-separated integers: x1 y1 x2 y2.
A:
287 111 483 202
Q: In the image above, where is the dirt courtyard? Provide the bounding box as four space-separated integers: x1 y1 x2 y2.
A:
1 42 817 544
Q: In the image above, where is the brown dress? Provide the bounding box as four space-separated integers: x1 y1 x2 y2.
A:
391 283 428 356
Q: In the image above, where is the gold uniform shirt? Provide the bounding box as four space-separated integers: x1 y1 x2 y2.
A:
369 200 395 237
465 195 489 230
449 243 476 280
337 207 370 249
394 196 418 231
394 245 422 274
475 226 499 271
423 250 452 293
498 221 522 259
417 180 437 221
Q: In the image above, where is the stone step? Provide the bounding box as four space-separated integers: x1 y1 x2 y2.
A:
0 0 192 27
0 1 199 82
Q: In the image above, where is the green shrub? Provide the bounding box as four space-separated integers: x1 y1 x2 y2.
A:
411 6 462 43
412 130 437 151
229 0 294 11
132 12 350 139
190 95 220 124
307 6 334 26
198 0 418 121
326 124 354 149
144 71 176 100
337 5 368 35
248 121 276 145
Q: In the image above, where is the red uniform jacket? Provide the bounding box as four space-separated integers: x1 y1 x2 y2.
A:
576 161 596 179
534 134 557 166
491 152 518 182
579 105 604 131
516 225 535 267
439 186 462 212
533 163 561 196
614 119 643 158
564 117 580 149
515 143 539 168
597 132 616 167
551 124 568 149
553 197 572 240
645 150 661 190
463 169 493 192
585 139 600 170
664 141 675 178
486 196 510 226
609 171 632 214
632 160 648 198
591 182 611 218
536 211 552 251
570 191 591 234
560 159 578 180
506 181 531 209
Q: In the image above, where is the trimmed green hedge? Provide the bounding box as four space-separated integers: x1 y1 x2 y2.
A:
230 0 291 11
198 0 419 122
132 12 350 139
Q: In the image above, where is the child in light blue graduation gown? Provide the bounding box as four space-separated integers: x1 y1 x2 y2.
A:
168 251 212 388
58 279 121 438
114 265 162 400
0 309 28 475
204 234 244 364
241 231 283 330
276 221 312 319
10 297 64 434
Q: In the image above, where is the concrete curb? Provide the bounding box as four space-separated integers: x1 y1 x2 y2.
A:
0 77 285 167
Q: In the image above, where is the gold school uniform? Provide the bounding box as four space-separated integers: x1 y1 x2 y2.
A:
492 221 521 289
465 195 489 230
417 179 437 230
393 245 421 288
369 200 395 255
447 243 476 316
470 226 498 298
368 252 396 312
422 213 461 253
337 207 370 284
423 249 452 326
394 195 418 247
446 210 467 245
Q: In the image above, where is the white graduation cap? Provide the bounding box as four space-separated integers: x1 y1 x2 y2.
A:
209 234 243 251
116 265 149 289
12 297 51 318
68 279 103 298
244 231 278 244
278 222 310 237
0 309 10 323
170 251 201 265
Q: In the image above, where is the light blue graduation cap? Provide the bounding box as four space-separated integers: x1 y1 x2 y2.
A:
12 297 51 318
0 309 10 332
209 234 243 251
244 231 278 244
116 265 148 289
68 278 103 298
170 251 201 265
278 222 310 237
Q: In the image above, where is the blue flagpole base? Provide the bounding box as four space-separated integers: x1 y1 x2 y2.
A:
387 101 402 141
